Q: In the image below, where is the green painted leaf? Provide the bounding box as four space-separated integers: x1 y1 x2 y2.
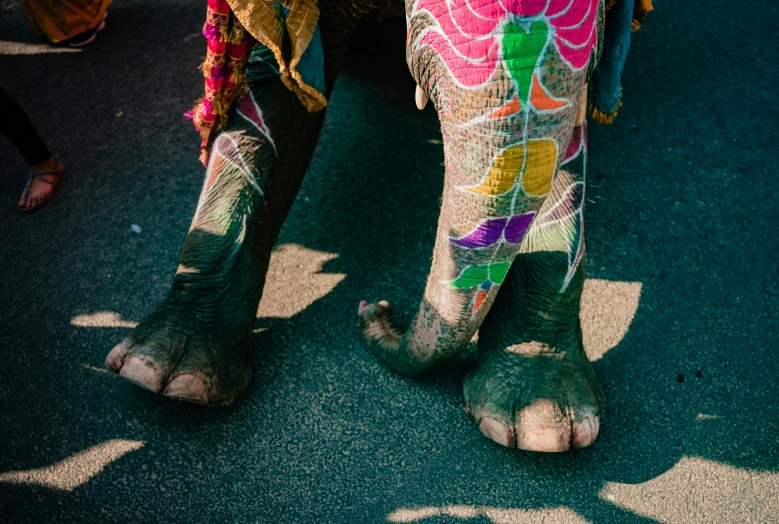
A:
448 265 490 289
503 21 548 104
448 262 512 289
488 262 512 285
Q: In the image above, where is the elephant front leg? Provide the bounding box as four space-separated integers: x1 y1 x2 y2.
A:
464 124 605 451
105 58 328 406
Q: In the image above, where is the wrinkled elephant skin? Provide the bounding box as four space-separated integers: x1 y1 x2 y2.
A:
108 0 607 452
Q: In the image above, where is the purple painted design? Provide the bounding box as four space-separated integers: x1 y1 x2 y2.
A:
504 213 535 244
451 218 507 248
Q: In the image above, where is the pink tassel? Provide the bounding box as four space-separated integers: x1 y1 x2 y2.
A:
202 24 220 40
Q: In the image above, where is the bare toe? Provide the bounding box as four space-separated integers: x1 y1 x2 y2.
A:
119 355 164 392
164 374 209 404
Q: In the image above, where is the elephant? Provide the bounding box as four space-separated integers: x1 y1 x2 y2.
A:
106 0 610 452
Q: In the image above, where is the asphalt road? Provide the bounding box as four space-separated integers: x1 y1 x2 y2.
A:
1 1 778 523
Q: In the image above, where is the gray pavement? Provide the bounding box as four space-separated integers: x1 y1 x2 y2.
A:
1 1 778 523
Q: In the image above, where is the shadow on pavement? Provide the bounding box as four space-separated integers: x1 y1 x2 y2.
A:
1 2 776 523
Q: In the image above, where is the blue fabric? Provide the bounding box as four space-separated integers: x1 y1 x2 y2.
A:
295 24 326 96
593 0 634 115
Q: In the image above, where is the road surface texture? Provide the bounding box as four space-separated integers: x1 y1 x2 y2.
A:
1 1 777 522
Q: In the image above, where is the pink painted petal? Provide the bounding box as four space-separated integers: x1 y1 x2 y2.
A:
465 0 508 21
237 88 270 136
562 124 582 163
418 0 499 38
550 0 595 29
554 0 597 47
555 27 596 69
418 30 500 86
546 0 574 17
450 0 502 37
500 0 546 17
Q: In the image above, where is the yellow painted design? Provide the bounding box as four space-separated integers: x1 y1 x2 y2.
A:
465 139 558 197
522 139 558 196
464 144 525 196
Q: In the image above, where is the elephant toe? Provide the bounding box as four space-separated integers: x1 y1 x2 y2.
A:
118 355 165 393
164 374 209 405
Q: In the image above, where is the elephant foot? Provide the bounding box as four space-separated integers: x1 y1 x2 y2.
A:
464 339 604 452
105 301 253 406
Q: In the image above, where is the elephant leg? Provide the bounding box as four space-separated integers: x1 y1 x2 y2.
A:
104 24 352 405
464 123 605 451
360 0 604 377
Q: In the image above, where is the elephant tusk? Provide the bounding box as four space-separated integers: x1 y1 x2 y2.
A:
575 84 587 126
415 85 429 110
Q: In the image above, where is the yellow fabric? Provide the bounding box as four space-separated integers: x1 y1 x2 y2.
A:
226 0 327 112
21 0 111 44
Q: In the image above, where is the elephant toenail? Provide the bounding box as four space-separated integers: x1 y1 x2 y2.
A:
572 412 599 448
164 374 209 404
478 417 516 448
105 342 128 372
515 400 570 452
118 356 164 392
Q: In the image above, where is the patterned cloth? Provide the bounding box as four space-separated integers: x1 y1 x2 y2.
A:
189 0 327 163
587 0 654 123
190 0 653 161
21 0 111 44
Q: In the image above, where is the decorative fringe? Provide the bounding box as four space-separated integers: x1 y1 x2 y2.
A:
631 2 653 31
604 0 653 31
587 87 622 124
188 2 254 164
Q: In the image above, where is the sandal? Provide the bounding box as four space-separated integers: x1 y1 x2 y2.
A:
18 159 64 213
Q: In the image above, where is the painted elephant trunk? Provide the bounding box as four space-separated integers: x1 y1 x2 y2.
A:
359 0 601 375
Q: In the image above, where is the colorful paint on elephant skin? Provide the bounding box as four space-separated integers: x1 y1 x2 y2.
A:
236 87 276 154
410 0 599 89
532 129 587 293
450 212 535 249
562 122 586 164
205 133 262 195
447 262 511 314
463 138 558 197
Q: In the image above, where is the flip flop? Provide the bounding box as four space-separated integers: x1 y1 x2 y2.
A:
18 160 64 213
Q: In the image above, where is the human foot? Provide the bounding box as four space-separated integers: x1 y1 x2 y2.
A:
18 156 64 212
464 336 604 451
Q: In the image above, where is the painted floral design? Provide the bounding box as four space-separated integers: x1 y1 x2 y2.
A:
412 0 599 90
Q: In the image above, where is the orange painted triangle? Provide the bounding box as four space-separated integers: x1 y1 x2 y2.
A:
531 74 567 111
472 289 489 314
487 94 521 120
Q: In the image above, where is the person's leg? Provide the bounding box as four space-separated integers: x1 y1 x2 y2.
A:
0 86 64 210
